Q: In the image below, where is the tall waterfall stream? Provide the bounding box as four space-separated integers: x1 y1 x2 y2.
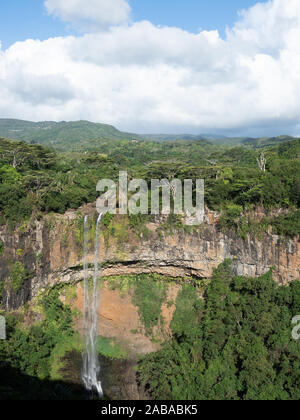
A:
82 214 103 398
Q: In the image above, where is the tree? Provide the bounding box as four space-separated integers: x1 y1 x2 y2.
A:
257 152 267 172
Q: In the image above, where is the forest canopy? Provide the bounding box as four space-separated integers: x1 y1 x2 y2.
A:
0 135 299 236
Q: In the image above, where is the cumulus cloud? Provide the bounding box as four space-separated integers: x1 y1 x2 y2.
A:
45 0 131 31
69 23 226 69
0 0 300 135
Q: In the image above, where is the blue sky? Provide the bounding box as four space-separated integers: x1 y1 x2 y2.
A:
130 0 261 35
1 0 261 49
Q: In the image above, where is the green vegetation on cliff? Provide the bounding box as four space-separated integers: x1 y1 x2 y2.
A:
10 262 32 293
138 261 300 400
106 274 170 337
132 275 168 337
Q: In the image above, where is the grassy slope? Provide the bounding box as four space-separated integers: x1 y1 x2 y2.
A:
0 119 141 151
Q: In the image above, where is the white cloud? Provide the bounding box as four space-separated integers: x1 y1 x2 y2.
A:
45 0 131 30
0 0 300 135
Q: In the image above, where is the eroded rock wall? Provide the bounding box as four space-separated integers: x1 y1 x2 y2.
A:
0 205 299 310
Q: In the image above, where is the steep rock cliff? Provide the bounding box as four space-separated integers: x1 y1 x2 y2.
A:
0 204 299 311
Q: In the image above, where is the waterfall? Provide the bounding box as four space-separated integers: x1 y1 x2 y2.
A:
82 214 103 398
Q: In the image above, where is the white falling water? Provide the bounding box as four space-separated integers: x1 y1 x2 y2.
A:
82 214 103 398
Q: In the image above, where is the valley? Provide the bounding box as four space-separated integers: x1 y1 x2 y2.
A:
0 120 299 400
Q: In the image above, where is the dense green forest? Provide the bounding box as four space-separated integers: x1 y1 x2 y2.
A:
0 132 299 236
138 262 300 400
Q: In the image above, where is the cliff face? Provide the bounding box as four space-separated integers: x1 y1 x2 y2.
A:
0 205 299 310
63 280 181 356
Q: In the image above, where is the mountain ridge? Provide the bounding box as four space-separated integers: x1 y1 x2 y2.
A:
0 118 297 151
0 118 141 149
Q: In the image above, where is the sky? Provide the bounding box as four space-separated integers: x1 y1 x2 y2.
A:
0 0 300 136
0 0 260 49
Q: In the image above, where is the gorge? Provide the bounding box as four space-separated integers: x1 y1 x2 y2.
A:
0 203 299 400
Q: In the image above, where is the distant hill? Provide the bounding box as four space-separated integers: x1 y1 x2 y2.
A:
144 133 227 142
0 119 142 151
207 137 249 147
240 135 296 148
143 133 298 148
0 118 297 152
193 135 298 148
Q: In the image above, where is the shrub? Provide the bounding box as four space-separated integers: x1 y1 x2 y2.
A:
132 274 168 336
10 262 32 293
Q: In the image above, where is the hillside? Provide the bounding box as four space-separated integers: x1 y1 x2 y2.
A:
1 119 298 152
185 135 298 148
0 119 141 151
143 133 226 142
144 133 299 148
241 135 296 148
